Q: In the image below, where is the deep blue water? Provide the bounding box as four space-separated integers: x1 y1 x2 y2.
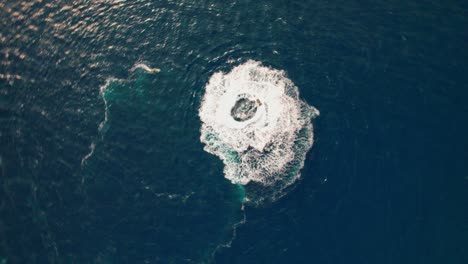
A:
1 0 467 263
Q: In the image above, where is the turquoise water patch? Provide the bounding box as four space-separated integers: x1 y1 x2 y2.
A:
79 69 245 262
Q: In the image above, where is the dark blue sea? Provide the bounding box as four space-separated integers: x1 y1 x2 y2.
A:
1 0 467 263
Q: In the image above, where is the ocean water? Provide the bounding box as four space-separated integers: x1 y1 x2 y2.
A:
1 0 467 263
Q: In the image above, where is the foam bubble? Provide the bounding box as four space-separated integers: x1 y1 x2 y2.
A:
199 60 319 202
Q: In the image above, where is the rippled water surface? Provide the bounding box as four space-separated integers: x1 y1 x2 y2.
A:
1 0 467 263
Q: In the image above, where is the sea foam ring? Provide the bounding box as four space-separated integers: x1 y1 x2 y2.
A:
199 60 319 201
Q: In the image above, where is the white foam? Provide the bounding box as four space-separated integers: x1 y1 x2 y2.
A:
98 78 115 132
131 63 160 73
199 60 319 191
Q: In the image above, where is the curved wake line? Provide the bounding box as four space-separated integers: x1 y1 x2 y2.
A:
79 62 162 187
97 78 115 132
80 62 160 175
80 142 95 167
131 63 160 73
80 78 122 187
199 60 319 203
210 204 247 260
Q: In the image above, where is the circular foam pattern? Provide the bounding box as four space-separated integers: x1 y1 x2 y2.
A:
199 60 319 202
